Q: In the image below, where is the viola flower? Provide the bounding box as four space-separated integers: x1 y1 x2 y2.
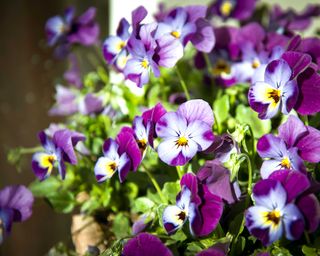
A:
78 93 104 115
94 138 131 183
196 243 229 256
208 0 257 21
155 6 215 52
64 54 83 88
0 185 34 244
32 129 85 180
248 59 298 119
257 115 320 178
163 173 223 236
45 7 99 57
245 179 304 246
156 99 214 166
246 170 320 245
95 128 142 183
49 85 78 116
122 233 173 256
103 18 130 71
132 116 151 158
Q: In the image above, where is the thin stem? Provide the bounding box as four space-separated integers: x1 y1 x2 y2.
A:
239 153 253 198
246 125 256 157
176 166 184 180
19 146 43 154
142 165 167 204
203 53 212 74
175 66 190 100
304 231 311 245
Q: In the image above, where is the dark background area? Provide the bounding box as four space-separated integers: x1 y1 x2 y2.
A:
0 1 108 255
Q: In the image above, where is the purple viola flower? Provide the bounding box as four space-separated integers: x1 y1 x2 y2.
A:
122 233 173 256
156 100 214 166
196 243 229 256
132 116 151 158
32 129 85 180
208 0 257 21
95 127 142 183
94 138 131 183
64 54 83 88
257 115 320 178
155 6 215 52
45 7 99 57
248 59 299 119
0 185 34 244
78 93 104 115
245 178 305 246
103 18 130 71
197 160 241 204
132 213 153 235
163 173 223 237
49 85 78 116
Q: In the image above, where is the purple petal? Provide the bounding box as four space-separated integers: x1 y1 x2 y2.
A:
296 125 320 163
269 170 310 203
102 138 119 158
32 152 56 181
139 23 157 51
116 128 142 171
190 18 215 53
197 160 239 204
196 247 226 256
132 214 152 235
186 120 214 151
177 99 214 127
58 159 66 180
260 160 282 179
155 35 183 68
53 129 85 164
281 51 311 79
117 18 130 39
45 16 65 46
118 153 131 183
122 233 173 256
0 185 34 222
281 79 298 115
257 134 287 159
156 112 187 139
282 203 304 240
297 194 320 232
184 5 207 23
79 93 103 115
142 103 167 125
132 6 148 35
64 54 83 88
180 173 199 202
278 115 308 148
295 68 320 115
232 0 257 20
67 23 100 46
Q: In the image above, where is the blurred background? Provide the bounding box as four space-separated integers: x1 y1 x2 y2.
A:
0 0 318 255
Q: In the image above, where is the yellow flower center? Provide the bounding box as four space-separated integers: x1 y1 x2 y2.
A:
171 31 181 39
176 136 188 147
141 59 149 69
252 59 261 69
264 210 281 229
281 157 291 169
212 59 231 76
116 41 126 52
266 88 281 107
220 1 233 16
106 161 117 176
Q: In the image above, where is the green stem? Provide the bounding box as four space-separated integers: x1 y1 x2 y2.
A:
143 165 167 204
20 146 43 154
238 153 253 198
203 53 212 74
175 66 191 100
304 231 311 245
176 166 184 180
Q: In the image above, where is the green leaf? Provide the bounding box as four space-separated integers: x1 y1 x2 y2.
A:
47 190 75 213
271 246 292 256
112 213 131 239
29 176 61 197
235 105 271 138
162 182 180 204
132 197 155 213
302 245 319 256
213 94 230 124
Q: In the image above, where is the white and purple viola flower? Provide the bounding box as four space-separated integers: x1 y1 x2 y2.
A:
32 129 85 181
246 170 320 245
103 18 130 71
0 185 34 244
156 99 214 166
248 59 298 119
155 5 215 53
94 128 142 183
257 115 320 178
163 173 223 237
122 232 173 256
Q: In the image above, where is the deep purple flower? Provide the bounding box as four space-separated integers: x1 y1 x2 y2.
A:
45 7 99 57
248 59 298 119
156 100 214 166
196 243 229 256
0 185 34 244
122 233 173 256
257 115 320 178
197 160 241 204
103 18 130 71
163 173 223 237
132 116 151 158
94 138 131 183
245 178 304 245
208 0 257 21
32 129 85 180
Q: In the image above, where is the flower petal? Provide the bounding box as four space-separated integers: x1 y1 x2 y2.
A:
257 134 287 159
260 160 282 179
297 194 320 233
282 203 304 240
162 205 186 235
296 125 320 162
